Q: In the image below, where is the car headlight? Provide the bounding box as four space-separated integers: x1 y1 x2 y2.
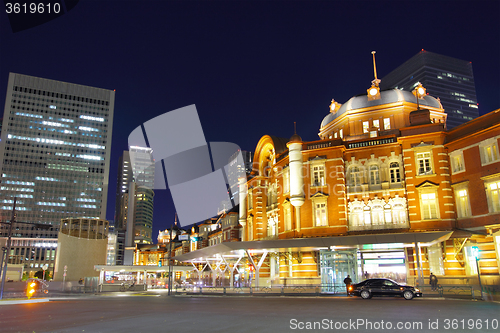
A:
414 288 420 292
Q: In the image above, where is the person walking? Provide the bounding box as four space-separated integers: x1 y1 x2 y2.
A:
429 272 438 291
344 275 352 296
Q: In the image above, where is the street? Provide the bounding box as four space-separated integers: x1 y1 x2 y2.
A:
1 293 499 332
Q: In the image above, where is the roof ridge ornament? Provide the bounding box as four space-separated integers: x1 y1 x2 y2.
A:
329 99 340 114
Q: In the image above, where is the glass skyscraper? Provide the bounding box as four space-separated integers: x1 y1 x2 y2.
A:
380 50 479 128
0 73 115 237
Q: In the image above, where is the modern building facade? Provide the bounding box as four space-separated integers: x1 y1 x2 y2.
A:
166 75 499 292
381 50 479 129
0 73 115 275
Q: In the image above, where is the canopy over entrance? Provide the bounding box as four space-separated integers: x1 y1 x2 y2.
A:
173 231 452 262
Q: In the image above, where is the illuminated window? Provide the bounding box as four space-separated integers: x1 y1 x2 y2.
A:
485 180 500 213
311 165 325 186
479 139 499 165
416 152 432 175
373 119 380 129
334 132 338 138
455 188 470 218
283 168 289 193
283 202 292 231
267 184 277 207
389 162 401 183
384 118 391 130
339 129 343 139
451 152 465 174
370 204 384 225
363 121 369 133
420 192 438 219
312 194 328 227
314 203 328 226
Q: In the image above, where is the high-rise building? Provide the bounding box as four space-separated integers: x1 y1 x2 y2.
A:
0 73 114 274
380 50 479 128
115 147 155 264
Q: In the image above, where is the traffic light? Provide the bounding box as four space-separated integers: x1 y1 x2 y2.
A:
26 281 37 299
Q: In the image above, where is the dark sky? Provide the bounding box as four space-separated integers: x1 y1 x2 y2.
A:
1 1 499 241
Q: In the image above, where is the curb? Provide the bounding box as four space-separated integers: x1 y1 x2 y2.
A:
0 298 50 305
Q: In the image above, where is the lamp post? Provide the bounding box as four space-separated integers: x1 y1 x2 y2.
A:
168 215 179 296
471 246 484 301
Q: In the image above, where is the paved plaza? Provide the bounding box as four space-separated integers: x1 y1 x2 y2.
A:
1 293 499 332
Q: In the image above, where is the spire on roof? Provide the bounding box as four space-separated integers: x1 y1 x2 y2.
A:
371 51 381 87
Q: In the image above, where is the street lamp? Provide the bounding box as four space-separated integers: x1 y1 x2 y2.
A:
471 246 484 301
168 215 180 296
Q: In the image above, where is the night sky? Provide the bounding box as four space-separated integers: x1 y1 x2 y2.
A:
1 1 499 241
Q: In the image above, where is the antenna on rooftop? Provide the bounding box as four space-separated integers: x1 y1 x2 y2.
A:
294 121 297 135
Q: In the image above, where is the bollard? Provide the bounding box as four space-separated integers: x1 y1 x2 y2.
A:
281 287 284 296
223 287 226 295
250 286 253 295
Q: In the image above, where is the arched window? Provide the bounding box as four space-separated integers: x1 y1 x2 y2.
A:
369 165 380 185
371 204 384 225
348 200 364 227
389 162 401 183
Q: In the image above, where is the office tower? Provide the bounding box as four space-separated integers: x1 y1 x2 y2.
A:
0 73 114 274
113 151 131 264
116 147 154 264
126 146 155 245
380 50 479 128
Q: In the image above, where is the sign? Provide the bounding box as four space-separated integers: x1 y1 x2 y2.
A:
178 234 189 241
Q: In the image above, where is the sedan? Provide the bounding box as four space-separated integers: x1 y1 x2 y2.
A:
350 278 422 300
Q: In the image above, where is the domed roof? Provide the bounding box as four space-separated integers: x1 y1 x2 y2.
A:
320 89 442 129
289 133 302 143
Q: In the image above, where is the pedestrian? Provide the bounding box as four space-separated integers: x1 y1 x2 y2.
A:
344 275 352 296
429 272 438 291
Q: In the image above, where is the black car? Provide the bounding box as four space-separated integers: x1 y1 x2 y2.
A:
350 278 422 300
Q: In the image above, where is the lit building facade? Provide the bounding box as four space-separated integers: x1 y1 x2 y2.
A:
381 50 479 128
171 75 500 291
114 147 155 265
0 73 114 275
